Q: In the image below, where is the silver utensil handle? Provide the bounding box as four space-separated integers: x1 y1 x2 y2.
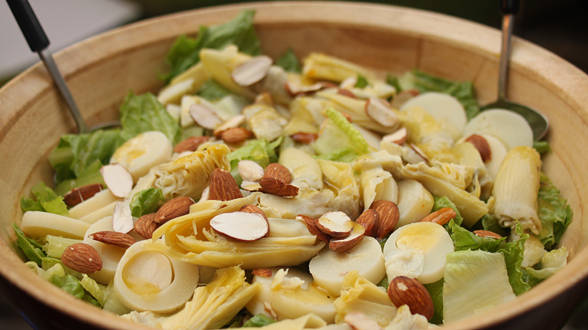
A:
498 13 514 101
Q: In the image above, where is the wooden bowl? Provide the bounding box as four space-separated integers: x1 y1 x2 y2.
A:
0 2 586 329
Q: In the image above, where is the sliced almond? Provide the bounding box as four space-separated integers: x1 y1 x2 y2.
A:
240 204 267 220
263 163 292 184
252 268 273 278
473 230 503 239
259 177 299 197
316 211 353 239
213 115 246 137
190 103 222 130
154 196 194 224
90 231 136 249
340 76 358 89
174 136 210 153
238 160 265 182
209 168 243 201
232 55 273 87
344 312 383 330
466 134 492 162
390 89 419 109
420 207 456 226
338 88 357 99
355 209 378 237
365 97 398 127
382 127 408 145
61 243 102 274
210 211 269 241
290 132 318 144
241 180 262 192
63 183 103 207
387 276 434 320
112 201 134 233
255 92 274 106
370 200 399 238
134 213 157 239
221 127 253 144
284 81 326 96
408 143 431 165
297 215 330 242
101 164 133 198
329 223 365 253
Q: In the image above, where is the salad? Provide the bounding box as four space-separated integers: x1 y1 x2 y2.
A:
13 10 573 329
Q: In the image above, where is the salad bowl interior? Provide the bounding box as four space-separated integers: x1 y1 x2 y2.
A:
0 2 587 329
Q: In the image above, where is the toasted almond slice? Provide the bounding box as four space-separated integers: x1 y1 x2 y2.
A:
355 209 378 237
284 81 327 96
263 163 292 184
365 97 398 127
253 268 273 278
241 180 262 192
344 312 383 330
190 103 222 130
473 230 503 239
382 127 408 145
420 207 456 225
63 184 103 207
255 92 274 106
238 160 265 182
259 177 299 197
290 132 318 144
390 89 419 109
209 168 243 201
370 200 399 238
297 215 330 242
213 115 246 137
466 134 492 162
240 204 267 220
221 127 253 144
155 196 194 224
91 231 136 249
210 211 269 241
101 164 133 198
329 223 365 253
407 143 431 165
112 201 134 233
340 76 358 89
174 136 210 153
317 211 353 239
232 56 273 86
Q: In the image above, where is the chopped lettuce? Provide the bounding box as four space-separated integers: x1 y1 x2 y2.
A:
197 79 232 101
432 196 463 226
20 182 68 215
80 274 107 306
377 275 389 289
227 138 282 181
43 235 82 258
525 247 568 286
313 108 369 161
129 188 164 217
13 224 45 266
481 214 509 237
120 92 181 143
180 126 204 141
243 314 276 327
424 279 444 324
354 74 369 88
162 10 260 83
395 70 480 119
275 48 301 73
385 74 401 93
533 141 551 155
54 160 104 196
537 174 573 250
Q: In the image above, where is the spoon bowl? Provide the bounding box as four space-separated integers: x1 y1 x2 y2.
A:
482 99 549 140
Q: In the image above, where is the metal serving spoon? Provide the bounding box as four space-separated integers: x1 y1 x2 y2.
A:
7 0 120 134
482 0 549 140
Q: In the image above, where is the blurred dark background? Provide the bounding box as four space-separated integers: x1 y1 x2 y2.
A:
1 0 586 329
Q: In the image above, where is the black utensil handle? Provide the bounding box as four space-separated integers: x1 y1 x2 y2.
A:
501 0 520 14
6 0 49 52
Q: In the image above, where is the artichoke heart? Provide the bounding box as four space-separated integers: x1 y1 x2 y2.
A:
302 53 374 83
199 45 254 98
318 159 361 218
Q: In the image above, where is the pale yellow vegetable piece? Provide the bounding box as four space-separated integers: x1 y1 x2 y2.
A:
396 180 434 227
247 268 336 323
199 46 255 98
243 103 288 141
21 211 89 239
303 53 374 83
84 216 126 284
68 189 117 220
492 146 542 234
79 201 117 224
384 305 430 330
254 313 327 329
334 272 397 327
279 147 323 191
522 235 546 268
180 95 219 127
318 159 361 219
114 240 200 313
399 106 454 161
359 166 398 210
158 62 210 105
401 92 466 140
283 97 330 135
259 189 335 219
111 131 173 181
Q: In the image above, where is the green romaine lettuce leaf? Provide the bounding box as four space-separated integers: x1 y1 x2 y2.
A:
537 174 573 250
424 279 444 324
275 48 301 73
21 182 68 215
243 314 276 327
81 274 106 306
533 141 551 155
162 10 260 83
227 138 282 178
197 79 232 101
129 188 165 217
396 70 480 119
312 108 369 161
355 74 369 88
43 235 82 258
54 160 104 196
433 196 463 226
51 273 85 299
481 213 509 237
13 224 45 266
120 92 181 144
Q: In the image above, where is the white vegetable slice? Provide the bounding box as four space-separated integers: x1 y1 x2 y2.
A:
110 131 172 180
84 216 126 284
279 147 323 190
481 133 508 178
114 240 199 313
396 180 434 227
383 222 454 284
68 190 118 220
100 164 133 198
309 236 385 296
463 109 533 149
401 92 466 139
79 202 116 224
112 201 133 234
210 212 269 241
21 211 89 239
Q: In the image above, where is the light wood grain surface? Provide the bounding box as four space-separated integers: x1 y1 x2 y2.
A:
0 2 586 329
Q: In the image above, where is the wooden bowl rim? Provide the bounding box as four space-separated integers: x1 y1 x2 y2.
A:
0 2 587 329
